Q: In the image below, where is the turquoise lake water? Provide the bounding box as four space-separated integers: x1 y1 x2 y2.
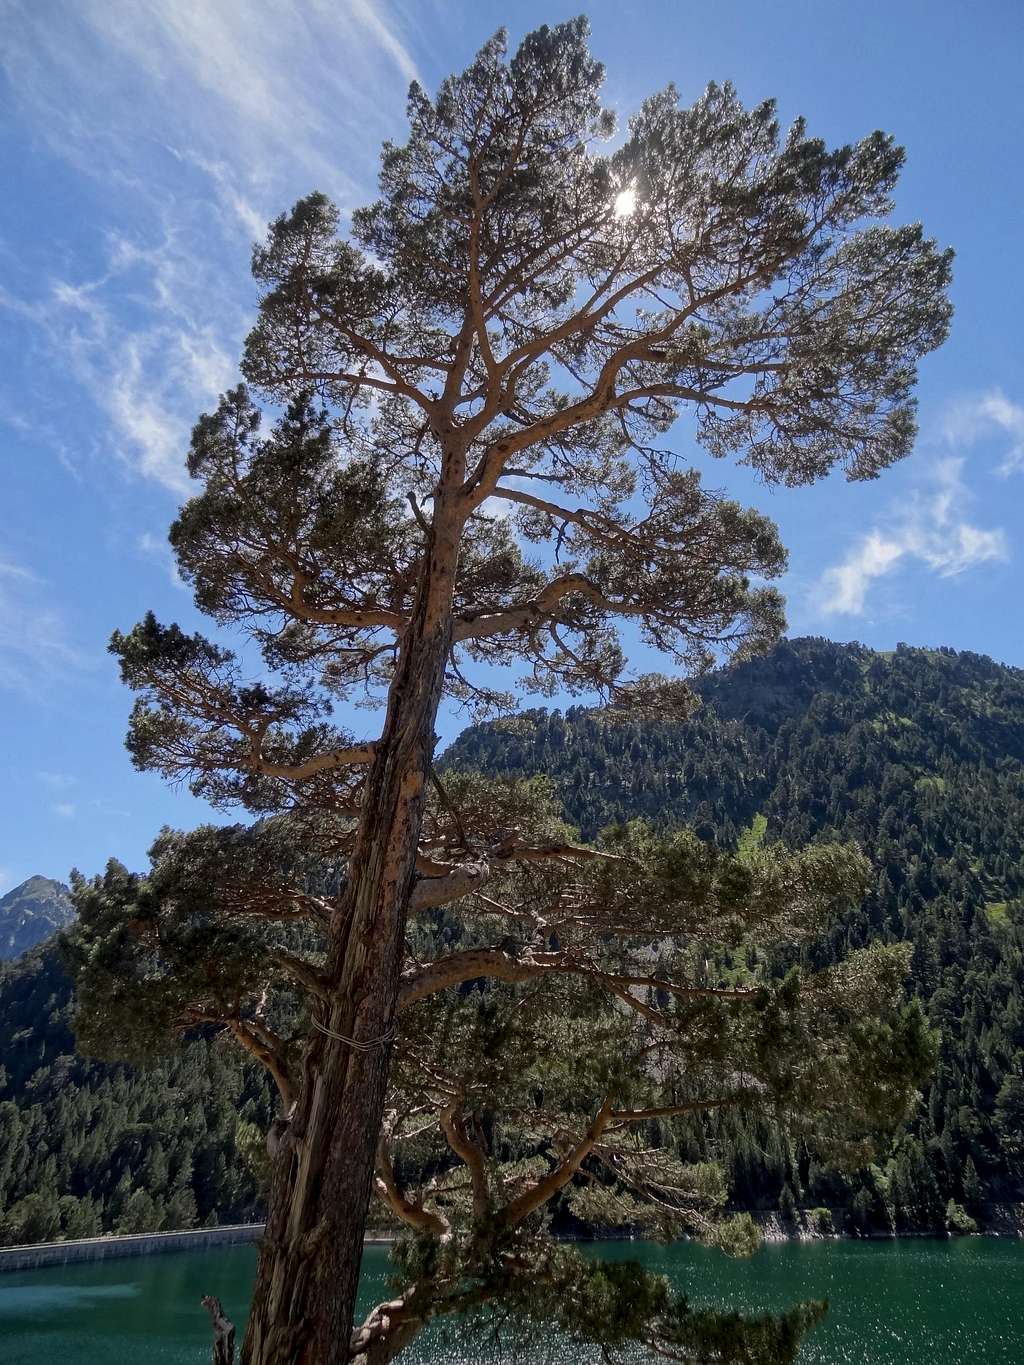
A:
0 1237 1020 1364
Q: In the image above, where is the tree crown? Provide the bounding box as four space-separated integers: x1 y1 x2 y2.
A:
112 18 951 810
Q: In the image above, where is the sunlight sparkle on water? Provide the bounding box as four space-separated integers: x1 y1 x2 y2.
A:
2 1240 1024 1364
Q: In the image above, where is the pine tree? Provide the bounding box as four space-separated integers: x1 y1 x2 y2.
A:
779 1184 798 1224
59 1194 102 1240
3 1190 61 1244
71 804 934 1360
78 19 950 1363
117 1188 159 1235
962 1155 984 1209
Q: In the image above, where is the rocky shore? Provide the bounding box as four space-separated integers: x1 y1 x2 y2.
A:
755 1203 1024 1242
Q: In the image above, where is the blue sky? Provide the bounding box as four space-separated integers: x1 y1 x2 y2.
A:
1 0 1023 891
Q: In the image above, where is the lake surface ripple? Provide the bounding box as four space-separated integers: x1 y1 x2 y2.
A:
0 1237 1020 1364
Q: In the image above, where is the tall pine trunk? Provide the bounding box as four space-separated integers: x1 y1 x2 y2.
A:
242 500 461 1365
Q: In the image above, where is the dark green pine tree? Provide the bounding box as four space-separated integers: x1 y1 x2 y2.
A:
84 19 950 1363
962 1155 984 1209
444 636 1024 1223
0 942 273 1247
73 795 932 1362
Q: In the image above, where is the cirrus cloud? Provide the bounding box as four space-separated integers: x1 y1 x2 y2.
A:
0 0 422 493
0 552 95 694
942 390 1024 478
815 456 1008 617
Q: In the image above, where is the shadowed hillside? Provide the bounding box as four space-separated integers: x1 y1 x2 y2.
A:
444 638 1024 1230
3 638 1023 1243
0 944 272 1245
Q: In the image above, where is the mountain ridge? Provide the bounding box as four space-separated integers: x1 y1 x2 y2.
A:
0 876 74 962
2 635 1023 1242
443 636 1024 1230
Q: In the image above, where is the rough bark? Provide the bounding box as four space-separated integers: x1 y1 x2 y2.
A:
202 1295 236 1365
241 501 462 1365
350 1296 427 1365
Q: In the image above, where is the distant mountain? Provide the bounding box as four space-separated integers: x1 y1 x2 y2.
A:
3 637 1024 1245
445 638 1024 1229
0 943 270 1244
0 876 75 960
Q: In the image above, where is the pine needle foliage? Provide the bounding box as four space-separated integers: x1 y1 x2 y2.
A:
75 18 950 1363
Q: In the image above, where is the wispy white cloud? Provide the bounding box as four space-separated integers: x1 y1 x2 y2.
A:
0 0 421 492
37 772 78 791
816 531 905 617
0 866 14 896
942 389 1024 477
52 802 77 820
0 403 85 481
0 231 235 493
815 456 1008 617
138 531 186 589
0 552 94 694
0 559 42 583
64 296 233 494
1 0 419 223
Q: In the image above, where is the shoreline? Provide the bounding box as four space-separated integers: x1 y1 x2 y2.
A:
0 1225 396 1274
3 1206 1021 1274
753 1202 1024 1244
0 1224 266 1273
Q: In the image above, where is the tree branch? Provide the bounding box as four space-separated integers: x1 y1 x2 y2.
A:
454 565 689 643
253 741 379 781
373 1136 450 1239
498 1099 613 1228
227 1019 296 1110
409 862 492 912
453 574 594 642
608 1094 755 1124
272 950 330 1001
439 1104 490 1221
398 945 752 1014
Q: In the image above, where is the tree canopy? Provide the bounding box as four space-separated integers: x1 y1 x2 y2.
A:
84 19 951 1365
71 787 931 1361
114 16 951 790
8 642 1023 1265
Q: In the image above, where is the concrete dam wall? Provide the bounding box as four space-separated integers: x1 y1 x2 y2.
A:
0 1222 265 1272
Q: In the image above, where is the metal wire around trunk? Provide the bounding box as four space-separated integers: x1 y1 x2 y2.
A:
311 1017 397 1051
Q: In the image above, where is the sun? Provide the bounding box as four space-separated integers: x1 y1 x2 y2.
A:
614 187 636 217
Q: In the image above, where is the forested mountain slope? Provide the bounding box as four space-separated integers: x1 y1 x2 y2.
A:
2 637 1022 1243
445 638 1024 1230
0 944 272 1244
